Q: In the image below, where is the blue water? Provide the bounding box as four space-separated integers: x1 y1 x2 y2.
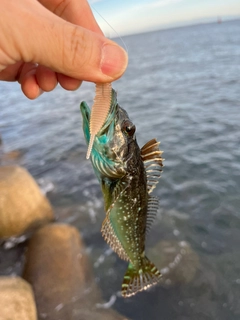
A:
1 20 240 319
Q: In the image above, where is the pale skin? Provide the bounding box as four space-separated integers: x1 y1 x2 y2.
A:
0 0 128 99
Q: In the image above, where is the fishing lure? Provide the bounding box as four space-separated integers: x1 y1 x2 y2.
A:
86 83 112 159
80 89 163 297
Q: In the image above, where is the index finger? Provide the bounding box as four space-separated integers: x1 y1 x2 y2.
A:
38 0 103 35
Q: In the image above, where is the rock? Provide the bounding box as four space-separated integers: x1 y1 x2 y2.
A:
23 224 101 320
150 240 199 287
0 276 37 320
0 166 54 239
23 223 127 320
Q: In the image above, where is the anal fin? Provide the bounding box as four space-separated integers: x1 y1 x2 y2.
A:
101 178 130 261
101 214 129 261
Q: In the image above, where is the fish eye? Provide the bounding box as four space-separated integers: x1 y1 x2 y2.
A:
122 120 136 137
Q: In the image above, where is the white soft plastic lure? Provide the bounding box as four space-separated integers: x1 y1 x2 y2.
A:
86 83 112 159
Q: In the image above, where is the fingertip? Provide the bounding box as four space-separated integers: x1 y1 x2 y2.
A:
57 74 82 91
36 65 57 92
100 43 128 80
17 63 43 99
21 72 43 99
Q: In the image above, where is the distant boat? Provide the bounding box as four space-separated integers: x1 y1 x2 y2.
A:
217 16 222 24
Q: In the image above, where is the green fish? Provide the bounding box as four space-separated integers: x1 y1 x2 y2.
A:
80 89 163 297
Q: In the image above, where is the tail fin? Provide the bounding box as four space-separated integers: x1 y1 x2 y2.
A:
122 257 161 298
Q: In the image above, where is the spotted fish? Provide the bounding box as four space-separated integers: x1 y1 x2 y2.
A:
80 89 163 297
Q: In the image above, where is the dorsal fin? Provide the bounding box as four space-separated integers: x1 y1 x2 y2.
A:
141 139 163 194
146 196 159 234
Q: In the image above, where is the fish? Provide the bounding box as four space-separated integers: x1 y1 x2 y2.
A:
80 89 163 297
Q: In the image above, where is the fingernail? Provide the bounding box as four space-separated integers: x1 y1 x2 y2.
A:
100 44 128 78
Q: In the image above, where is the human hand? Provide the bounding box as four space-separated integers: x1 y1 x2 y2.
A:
0 0 128 99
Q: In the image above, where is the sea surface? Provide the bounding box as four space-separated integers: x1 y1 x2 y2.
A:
0 20 240 319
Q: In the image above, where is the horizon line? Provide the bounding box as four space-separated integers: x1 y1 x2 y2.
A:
108 16 240 38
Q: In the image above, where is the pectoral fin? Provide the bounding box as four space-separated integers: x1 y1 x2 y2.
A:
146 196 159 234
141 138 163 194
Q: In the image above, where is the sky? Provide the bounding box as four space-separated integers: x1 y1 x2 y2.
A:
88 0 240 36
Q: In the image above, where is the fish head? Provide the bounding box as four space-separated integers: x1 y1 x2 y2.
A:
80 89 137 180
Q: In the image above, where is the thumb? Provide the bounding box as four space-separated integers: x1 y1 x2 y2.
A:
2 0 128 82
33 20 128 82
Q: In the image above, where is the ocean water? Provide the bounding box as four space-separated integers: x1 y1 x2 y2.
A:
1 20 240 319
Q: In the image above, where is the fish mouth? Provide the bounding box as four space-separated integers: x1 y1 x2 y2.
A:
80 90 126 179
